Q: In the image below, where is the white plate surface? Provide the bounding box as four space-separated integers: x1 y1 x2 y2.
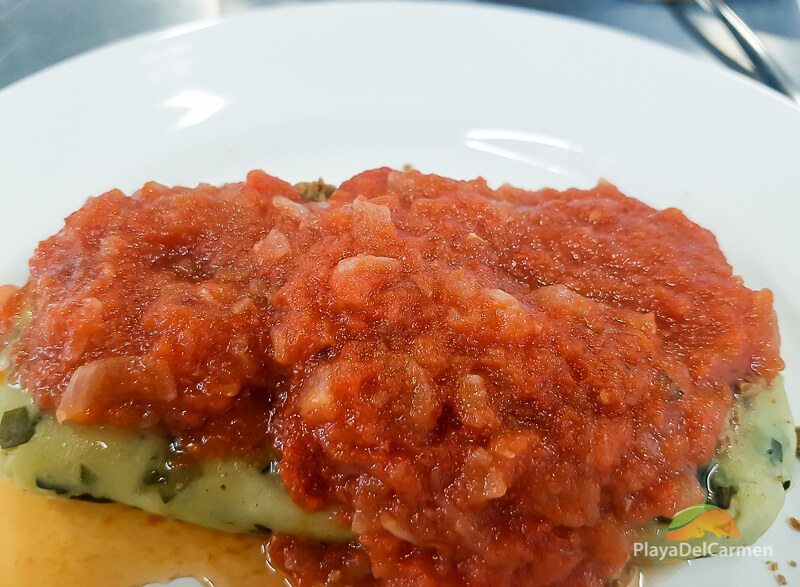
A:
1 2 799 585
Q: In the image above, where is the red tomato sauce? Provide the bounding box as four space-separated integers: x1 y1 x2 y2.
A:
0 168 782 586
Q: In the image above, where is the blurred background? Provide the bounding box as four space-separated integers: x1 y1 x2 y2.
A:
1 0 799 93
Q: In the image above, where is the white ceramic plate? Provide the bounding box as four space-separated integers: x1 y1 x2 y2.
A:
1 2 799 585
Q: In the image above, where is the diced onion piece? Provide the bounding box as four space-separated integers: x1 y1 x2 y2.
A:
254 229 291 266
351 197 396 242
57 356 177 424
299 364 337 423
380 513 417 544
455 374 499 430
330 255 401 309
0 285 19 312
272 196 310 221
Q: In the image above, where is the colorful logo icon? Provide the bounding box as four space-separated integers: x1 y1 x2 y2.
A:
666 504 740 541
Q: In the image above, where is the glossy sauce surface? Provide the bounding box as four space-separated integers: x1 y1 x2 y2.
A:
0 168 783 586
0 481 285 587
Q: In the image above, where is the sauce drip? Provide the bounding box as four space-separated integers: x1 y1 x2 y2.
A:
0 481 285 587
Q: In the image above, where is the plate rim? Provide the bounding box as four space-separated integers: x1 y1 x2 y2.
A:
1 3 798 586
1 0 798 117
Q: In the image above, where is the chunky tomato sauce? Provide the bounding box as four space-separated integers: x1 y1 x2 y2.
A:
0 168 782 586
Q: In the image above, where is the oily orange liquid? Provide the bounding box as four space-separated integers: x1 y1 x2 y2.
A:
0 480 287 587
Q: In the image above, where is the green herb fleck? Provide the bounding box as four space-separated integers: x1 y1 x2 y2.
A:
768 438 784 464
143 460 199 503
70 494 112 504
80 464 98 486
261 460 280 475
0 407 37 449
35 478 70 495
252 523 272 535
704 462 737 509
142 466 167 486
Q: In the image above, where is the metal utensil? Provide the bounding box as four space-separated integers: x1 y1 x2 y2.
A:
675 0 800 104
